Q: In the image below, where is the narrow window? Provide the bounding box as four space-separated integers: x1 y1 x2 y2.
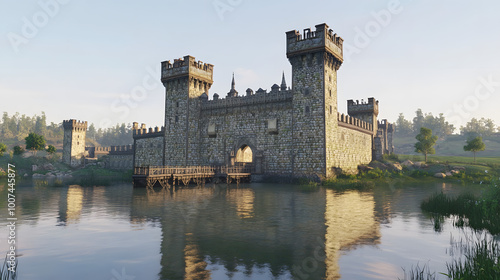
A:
305 106 310 114
176 102 179 108
175 116 179 123
330 106 332 114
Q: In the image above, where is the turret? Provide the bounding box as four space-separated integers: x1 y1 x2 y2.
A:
347 97 379 134
161 55 214 166
62 119 87 167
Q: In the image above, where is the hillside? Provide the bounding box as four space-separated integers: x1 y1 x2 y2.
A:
393 134 500 157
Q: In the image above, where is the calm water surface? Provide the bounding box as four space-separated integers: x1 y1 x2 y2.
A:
0 178 483 279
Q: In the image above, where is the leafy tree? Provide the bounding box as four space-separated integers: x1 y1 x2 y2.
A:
0 143 6 157
25 132 46 156
461 118 497 138
395 113 413 136
463 136 486 163
46 145 56 154
414 127 438 162
413 109 425 132
13 145 24 156
34 112 47 136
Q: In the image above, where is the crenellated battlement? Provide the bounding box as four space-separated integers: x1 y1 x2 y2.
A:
201 89 293 111
133 122 165 139
347 97 379 117
337 112 373 133
109 144 134 155
161 55 214 84
286 23 343 63
63 119 87 131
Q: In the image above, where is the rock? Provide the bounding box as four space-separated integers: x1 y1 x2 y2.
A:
401 160 414 167
32 165 38 172
42 163 54 170
388 162 403 172
358 165 374 172
24 173 28 177
32 173 44 178
451 170 460 175
452 166 466 171
414 162 428 169
445 172 452 177
369 161 388 170
434 173 446 178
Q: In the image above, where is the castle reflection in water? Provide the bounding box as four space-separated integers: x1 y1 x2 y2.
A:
123 185 384 280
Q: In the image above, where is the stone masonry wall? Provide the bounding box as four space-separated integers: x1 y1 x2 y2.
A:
333 126 372 173
199 95 293 174
134 136 164 167
107 154 133 170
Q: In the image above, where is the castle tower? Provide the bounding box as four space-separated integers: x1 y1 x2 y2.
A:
62 119 87 167
286 23 343 177
161 55 214 166
347 97 379 134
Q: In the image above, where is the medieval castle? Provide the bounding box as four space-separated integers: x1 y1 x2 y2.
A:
63 23 393 178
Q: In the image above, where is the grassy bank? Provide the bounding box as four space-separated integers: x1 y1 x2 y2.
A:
317 154 500 191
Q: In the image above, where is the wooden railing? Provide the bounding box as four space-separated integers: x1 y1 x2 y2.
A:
134 165 253 176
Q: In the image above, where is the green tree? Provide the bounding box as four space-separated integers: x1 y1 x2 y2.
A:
13 145 24 156
414 127 438 162
25 132 46 156
46 145 56 154
0 143 6 157
413 109 425 132
395 113 413 136
463 136 486 163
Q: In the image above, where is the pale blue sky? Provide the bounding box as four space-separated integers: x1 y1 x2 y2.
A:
1 0 499 130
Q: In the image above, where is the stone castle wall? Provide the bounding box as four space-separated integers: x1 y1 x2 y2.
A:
199 92 293 174
133 129 164 167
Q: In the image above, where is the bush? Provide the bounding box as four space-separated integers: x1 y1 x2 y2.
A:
13 145 24 155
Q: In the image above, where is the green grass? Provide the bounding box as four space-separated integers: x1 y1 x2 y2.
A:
394 135 500 158
398 154 500 166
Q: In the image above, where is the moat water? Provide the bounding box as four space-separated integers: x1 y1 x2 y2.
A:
0 178 487 279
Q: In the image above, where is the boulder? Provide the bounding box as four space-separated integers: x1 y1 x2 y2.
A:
452 166 466 171
434 173 446 178
32 165 38 172
401 159 414 167
445 172 452 177
358 165 374 172
388 162 403 172
369 161 388 170
451 170 460 175
42 163 54 170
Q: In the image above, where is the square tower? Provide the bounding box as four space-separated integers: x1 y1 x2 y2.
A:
62 119 87 167
161 56 214 166
287 23 344 177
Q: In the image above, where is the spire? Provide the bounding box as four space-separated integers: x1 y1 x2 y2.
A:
227 72 238 97
280 71 287 91
231 72 235 90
